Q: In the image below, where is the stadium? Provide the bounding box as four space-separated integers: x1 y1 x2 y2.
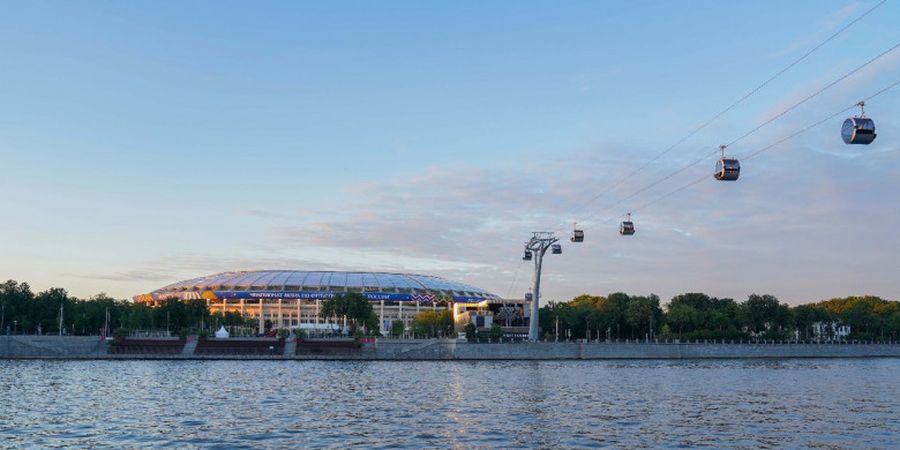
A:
135 270 527 335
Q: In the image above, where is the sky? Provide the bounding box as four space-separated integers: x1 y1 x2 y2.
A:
1 0 899 306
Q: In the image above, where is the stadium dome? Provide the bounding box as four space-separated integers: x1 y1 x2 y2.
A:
137 270 500 303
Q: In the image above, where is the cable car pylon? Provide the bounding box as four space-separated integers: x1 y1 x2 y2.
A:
523 232 560 341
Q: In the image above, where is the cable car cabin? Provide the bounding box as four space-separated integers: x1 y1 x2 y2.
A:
551 244 562 254
714 158 740 181
619 221 635 236
523 250 533 261
841 117 876 145
571 229 584 243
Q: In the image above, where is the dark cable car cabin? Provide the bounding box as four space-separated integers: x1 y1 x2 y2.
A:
523 250 533 261
619 213 635 236
714 144 740 181
842 101 876 145
571 223 584 243
551 244 562 254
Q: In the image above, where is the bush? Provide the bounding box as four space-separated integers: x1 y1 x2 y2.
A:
489 323 504 341
178 328 189 340
295 329 307 340
113 327 127 342
464 323 476 340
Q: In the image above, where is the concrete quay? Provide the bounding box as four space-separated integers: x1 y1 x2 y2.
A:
3 336 900 360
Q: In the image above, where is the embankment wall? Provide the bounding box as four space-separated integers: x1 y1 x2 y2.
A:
3 336 900 360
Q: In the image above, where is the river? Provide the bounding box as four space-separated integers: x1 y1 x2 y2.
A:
1 359 898 448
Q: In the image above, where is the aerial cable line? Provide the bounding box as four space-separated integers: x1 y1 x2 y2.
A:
625 79 900 217
563 41 900 233
559 0 888 222
743 79 900 161
724 41 900 148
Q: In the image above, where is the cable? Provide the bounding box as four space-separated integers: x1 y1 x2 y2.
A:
743 79 900 161
621 79 900 218
568 41 900 233
726 41 900 148
557 0 888 222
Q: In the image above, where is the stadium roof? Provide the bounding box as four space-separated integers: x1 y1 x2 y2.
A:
140 270 500 303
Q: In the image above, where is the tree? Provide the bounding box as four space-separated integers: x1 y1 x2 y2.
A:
412 310 453 338
666 303 697 338
318 293 378 334
390 320 406 338
744 294 781 334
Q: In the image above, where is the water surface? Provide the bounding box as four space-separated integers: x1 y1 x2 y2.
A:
1 359 898 448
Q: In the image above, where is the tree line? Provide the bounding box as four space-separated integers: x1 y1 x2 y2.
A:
539 292 900 342
0 279 250 336
3 278 898 341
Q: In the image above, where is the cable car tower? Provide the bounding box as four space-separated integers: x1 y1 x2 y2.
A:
524 231 560 341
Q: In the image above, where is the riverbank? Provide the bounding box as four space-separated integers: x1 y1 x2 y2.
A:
3 335 900 360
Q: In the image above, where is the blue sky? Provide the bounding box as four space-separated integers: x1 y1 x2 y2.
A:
1 0 898 305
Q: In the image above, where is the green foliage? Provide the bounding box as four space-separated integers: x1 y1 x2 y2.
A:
540 291 900 342
3 277 900 342
464 322 476 340
390 320 405 337
277 329 290 340
319 293 378 334
412 309 453 338
540 292 663 340
178 328 189 340
113 327 127 341
489 323 504 341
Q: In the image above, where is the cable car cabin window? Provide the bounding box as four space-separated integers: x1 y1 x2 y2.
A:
571 230 584 242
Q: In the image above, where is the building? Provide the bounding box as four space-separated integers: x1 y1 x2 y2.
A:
812 321 852 341
135 270 529 335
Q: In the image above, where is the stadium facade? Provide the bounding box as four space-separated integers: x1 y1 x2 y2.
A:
135 270 528 335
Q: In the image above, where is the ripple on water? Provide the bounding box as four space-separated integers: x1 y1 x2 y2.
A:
0 359 899 448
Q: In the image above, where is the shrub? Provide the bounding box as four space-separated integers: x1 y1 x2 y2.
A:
464 323 476 340
113 327 128 341
489 323 504 341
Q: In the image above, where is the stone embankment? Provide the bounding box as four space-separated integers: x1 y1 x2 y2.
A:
3 336 900 360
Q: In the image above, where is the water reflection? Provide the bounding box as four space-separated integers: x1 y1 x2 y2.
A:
0 359 898 448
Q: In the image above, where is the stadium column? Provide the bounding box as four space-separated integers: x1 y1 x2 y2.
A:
379 300 385 335
315 300 320 326
258 301 265 335
296 301 301 329
278 299 283 330
240 299 244 316
399 301 403 331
